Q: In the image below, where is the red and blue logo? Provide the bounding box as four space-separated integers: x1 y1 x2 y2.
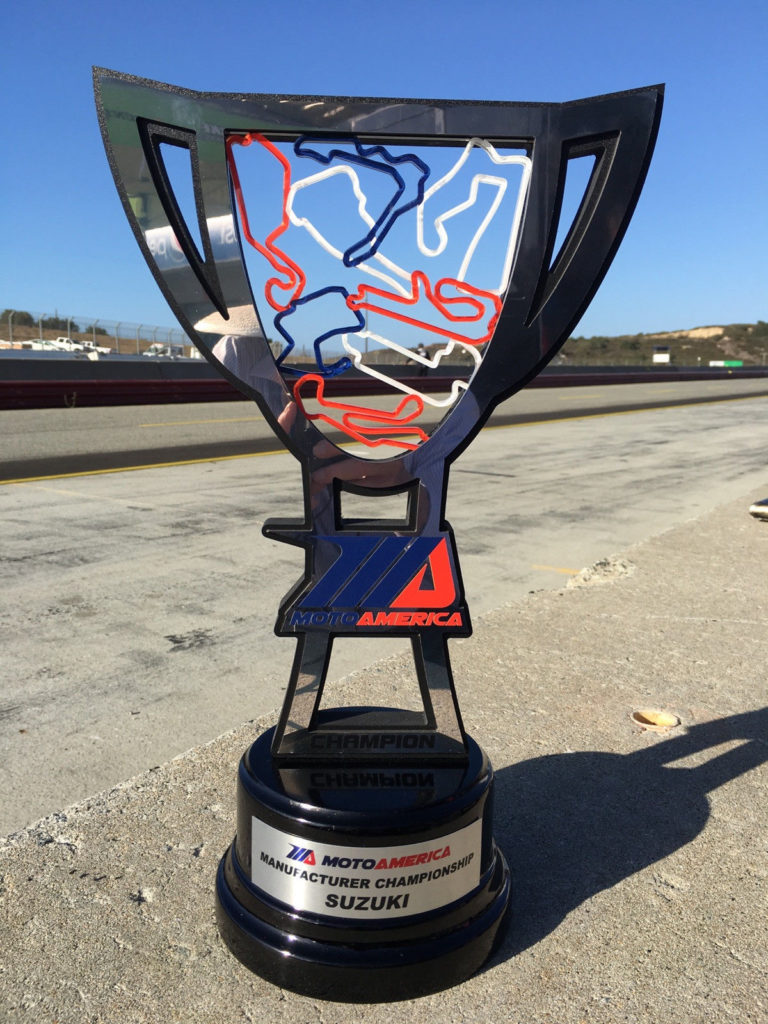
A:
287 845 316 865
282 534 468 633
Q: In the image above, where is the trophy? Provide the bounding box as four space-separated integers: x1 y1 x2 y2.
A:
94 70 662 1001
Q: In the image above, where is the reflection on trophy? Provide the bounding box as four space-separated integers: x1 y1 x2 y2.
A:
95 70 662 1001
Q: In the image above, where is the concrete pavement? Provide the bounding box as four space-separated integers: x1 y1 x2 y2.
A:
4 393 768 835
1 488 766 1023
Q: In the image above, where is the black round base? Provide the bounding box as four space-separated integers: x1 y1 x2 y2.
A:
215 718 511 1002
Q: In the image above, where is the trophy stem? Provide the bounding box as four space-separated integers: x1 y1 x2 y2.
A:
270 627 467 761
267 477 471 762
416 630 467 745
271 631 332 755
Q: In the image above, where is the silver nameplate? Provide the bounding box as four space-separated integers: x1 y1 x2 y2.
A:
251 817 483 918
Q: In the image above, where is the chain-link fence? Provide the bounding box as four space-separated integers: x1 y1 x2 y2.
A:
0 307 476 366
0 308 193 356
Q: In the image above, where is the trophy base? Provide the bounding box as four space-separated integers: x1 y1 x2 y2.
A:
215 712 511 1002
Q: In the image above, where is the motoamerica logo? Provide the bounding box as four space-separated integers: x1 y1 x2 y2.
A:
286 535 466 630
285 845 452 871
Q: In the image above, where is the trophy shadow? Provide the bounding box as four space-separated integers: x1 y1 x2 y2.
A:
487 706 768 959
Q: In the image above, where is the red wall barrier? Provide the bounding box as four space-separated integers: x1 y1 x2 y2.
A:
2 368 767 410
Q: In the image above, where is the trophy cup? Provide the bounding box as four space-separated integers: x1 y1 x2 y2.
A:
94 70 662 1001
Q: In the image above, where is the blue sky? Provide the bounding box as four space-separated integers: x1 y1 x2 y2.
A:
1 0 765 338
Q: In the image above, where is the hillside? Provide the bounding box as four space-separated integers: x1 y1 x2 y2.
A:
361 322 768 368
558 321 768 367
3 310 766 368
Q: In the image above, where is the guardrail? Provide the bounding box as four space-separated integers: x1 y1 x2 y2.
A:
1 366 768 410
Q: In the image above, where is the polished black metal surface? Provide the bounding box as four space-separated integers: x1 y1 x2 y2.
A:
94 69 662 760
95 72 661 998
216 721 510 1002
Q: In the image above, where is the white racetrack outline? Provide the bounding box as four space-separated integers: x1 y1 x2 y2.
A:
416 138 532 294
341 331 480 408
419 173 508 263
281 137 531 406
286 139 532 299
287 165 412 296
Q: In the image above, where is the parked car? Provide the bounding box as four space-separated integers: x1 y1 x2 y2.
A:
142 343 185 358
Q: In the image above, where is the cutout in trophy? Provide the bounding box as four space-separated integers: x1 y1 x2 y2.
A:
94 70 662 1001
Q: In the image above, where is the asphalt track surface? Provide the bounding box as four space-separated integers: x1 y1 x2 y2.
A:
3 380 767 1022
3 377 768 483
3 376 768 835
